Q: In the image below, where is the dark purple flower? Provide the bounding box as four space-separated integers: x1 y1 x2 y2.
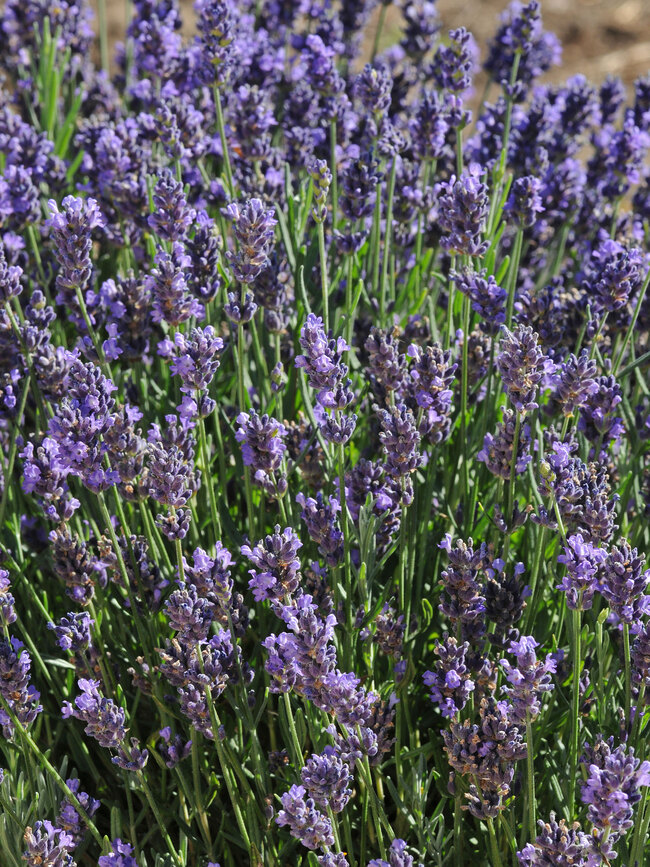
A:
301 746 352 813
47 196 105 326
98 839 138 867
56 778 101 847
146 243 204 327
61 678 127 750
165 582 214 642
339 151 382 221
497 325 552 414
500 635 556 723
0 242 22 304
296 491 343 568
581 737 650 835
557 533 607 611
423 635 475 718
439 534 489 643
23 821 75 867
242 526 302 603
0 636 42 735
276 784 334 850
196 0 235 87
236 410 287 497
158 726 192 769
400 0 440 59
478 408 532 479
354 63 392 116
516 814 592 867
148 170 196 242
0 570 16 627
48 613 94 653
376 403 422 486
365 327 406 397
437 164 490 258
430 27 477 94
484 1 561 94
504 175 544 228
223 199 277 284
599 540 650 626
552 349 598 416
21 437 80 522
578 374 625 452
442 697 527 819
583 237 644 314
450 267 507 335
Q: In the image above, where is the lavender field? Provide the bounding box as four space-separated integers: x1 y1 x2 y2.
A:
1 0 650 865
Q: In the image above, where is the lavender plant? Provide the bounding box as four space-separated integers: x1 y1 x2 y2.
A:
0 1 649 865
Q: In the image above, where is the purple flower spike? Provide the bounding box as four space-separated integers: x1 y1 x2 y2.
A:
497 325 552 414
557 534 607 611
98 839 138 867
500 635 556 723
437 164 490 258
581 736 650 835
23 821 75 867
276 784 335 850
223 199 277 284
423 635 475 718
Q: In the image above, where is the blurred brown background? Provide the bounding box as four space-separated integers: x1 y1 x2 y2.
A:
96 0 650 88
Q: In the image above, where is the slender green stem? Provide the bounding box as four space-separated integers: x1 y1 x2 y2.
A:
318 219 329 333
460 294 471 527
569 607 581 817
613 267 650 375
370 3 388 60
138 770 182 866
330 121 338 231
624 623 632 735
502 411 521 560
525 713 536 841
379 155 398 320
282 692 303 769
0 373 31 529
505 228 523 330
198 411 222 541
486 817 504 867
214 85 235 198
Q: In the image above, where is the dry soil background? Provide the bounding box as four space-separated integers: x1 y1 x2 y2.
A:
96 0 650 90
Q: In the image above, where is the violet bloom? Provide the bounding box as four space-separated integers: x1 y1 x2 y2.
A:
584 237 644 314
439 534 489 643
276 784 334 850
516 814 592 867
423 635 475 718
158 727 192 769
497 325 552 414
430 27 477 94
0 242 22 304
62 678 127 750
504 175 544 228
478 408 532 479
98 839 138 867
185 544 233 612
158 326 224 395
500 635 556 723
450 267 507 335
485 559 527 640
365 327 406 397
553 349 598 416
0 637 42 735
165 582 215 642
48 613 94 652
599 540 650 627
296 491 343 567
47 196 105 324
406 343 457 444
368 838 418 867
301 746 352 813
56 777 101 846
296 314 356 444
442 697 527 819
354 63 392 116
196 0 234 87
437 164 489 258
223 199 277 284
557 533 607 611
578 374 624 453
146 243 204 327
376 403 422 492
148 170 196 242
21 436 80 522
23 821 75 867
0 570 16 627
484 0 561 92
581 736 650 836
235 410 287 497
242 526 302 603
339 151 382 222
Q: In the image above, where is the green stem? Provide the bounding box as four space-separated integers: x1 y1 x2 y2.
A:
370 4 387 61
569 607 581 818
624 623 632 735
379 155 398 321
486 817 504 867
525 713 536 841
502 411 521 560
318 219 329 333
214 85 235 199
198 411 222 541
282 691 303 769
138 770 182 866
330 120 338 231
505 228 523 330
